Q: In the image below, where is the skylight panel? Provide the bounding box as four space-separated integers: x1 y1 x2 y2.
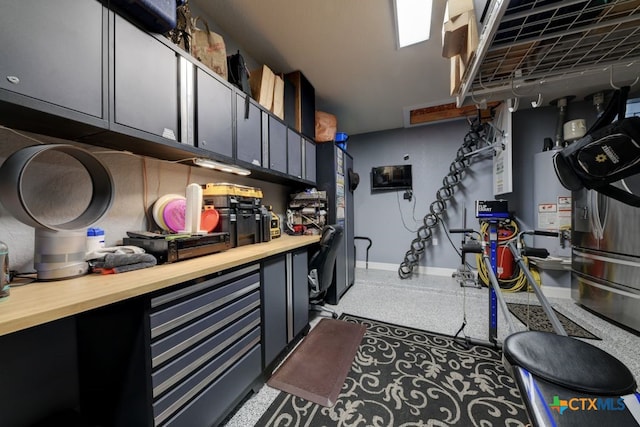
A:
395 0 432 48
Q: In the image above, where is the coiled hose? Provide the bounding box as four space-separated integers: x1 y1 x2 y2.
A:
398 119 489 279
474 219 541 292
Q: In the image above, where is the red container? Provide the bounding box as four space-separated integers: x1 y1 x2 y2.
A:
497 246 515 279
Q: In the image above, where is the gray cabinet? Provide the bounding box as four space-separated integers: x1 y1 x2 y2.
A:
0 0 104 117
113 14 179 141
196 68 233 159
287 128 302 179
77 265 262 427
261 249 309 372
291 249 309 338
0 3 316 187
261 256 288 369
304 138 317 183
316 143 355 304
268 116 288 174
149 266 261 426
236 94 264 167
0 0 107 135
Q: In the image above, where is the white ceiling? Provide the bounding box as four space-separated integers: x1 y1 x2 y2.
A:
194 0 452 136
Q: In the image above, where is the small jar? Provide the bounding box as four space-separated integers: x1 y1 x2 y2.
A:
86 228 105 253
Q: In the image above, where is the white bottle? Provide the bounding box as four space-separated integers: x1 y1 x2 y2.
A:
86 227 105 253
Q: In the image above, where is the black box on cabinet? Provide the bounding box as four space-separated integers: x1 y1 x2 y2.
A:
109 0 177 33
285 71 315 140
283 77 297 130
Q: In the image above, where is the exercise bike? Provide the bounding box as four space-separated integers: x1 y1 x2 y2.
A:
455 226 639 426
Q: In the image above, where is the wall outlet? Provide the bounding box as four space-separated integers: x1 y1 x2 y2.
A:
432 238 438 246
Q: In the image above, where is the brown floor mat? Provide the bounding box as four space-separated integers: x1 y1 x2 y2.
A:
267 318 366 407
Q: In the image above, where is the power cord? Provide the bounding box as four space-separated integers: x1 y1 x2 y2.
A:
396 190 419 233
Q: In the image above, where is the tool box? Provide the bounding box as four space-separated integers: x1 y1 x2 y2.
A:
204 183 265 247
203 183 263 209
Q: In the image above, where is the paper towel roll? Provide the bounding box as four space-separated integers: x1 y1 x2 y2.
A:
182 183 205 234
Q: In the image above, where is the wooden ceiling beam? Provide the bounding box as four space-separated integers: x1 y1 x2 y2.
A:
409 101 501 125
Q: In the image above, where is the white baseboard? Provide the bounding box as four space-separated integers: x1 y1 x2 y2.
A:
540 285 572 300
356 261 456 277
356 261 573 299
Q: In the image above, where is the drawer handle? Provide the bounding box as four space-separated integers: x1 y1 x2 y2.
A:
6 76 20 85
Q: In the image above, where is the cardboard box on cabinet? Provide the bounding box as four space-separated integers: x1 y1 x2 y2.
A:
249 65 275 110
315 111 337 143
271 74 285 120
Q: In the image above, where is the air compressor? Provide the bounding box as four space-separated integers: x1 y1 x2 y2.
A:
480 223 516 281
496 234 515 280
475 202 528 292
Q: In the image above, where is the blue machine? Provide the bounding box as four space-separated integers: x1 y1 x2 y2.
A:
475 200 510 344
468 200 640 426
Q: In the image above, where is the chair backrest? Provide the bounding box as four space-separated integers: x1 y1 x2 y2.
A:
309 224 344 294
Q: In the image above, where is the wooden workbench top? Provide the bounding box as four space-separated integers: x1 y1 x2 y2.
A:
0 234 320 337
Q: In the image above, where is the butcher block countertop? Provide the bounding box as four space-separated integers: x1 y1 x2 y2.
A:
0 234 320 337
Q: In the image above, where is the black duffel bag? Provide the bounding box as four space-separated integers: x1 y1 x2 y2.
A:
553 87 640 207
227 50 252 119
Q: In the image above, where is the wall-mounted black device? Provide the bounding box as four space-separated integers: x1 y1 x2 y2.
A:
371 164 412 191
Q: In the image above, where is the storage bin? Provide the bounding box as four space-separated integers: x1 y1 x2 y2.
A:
213 208 237 248
213 207 261 247
203 183 262 199
235 208 260 247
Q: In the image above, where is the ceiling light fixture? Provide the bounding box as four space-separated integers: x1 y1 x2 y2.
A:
394 0 433 48
192 158 251 176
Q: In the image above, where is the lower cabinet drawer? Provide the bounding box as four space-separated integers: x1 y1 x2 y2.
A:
150 271 260 338
78 265 264 427
150 291 260 368
153 328 262 426
151 308 260 397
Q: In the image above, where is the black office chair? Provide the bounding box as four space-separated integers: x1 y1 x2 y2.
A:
308 224 343 319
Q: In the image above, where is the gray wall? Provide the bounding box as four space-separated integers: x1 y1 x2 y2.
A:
348 100 599 273
348 118 495 271
505 100 597 231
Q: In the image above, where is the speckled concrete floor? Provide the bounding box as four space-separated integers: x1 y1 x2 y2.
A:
223 268 640 427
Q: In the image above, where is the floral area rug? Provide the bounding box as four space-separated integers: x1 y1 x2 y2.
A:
257 313 529 426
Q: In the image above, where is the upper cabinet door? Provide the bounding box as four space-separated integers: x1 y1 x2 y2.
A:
236 94 263 167
268 116 287 174
287 129 302 179
304 138 316 183
113 14 179 141
196 68 233 159
0 0 104 118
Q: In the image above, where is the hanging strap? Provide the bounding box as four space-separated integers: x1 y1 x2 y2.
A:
593 181 640 208
244 93 250 120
